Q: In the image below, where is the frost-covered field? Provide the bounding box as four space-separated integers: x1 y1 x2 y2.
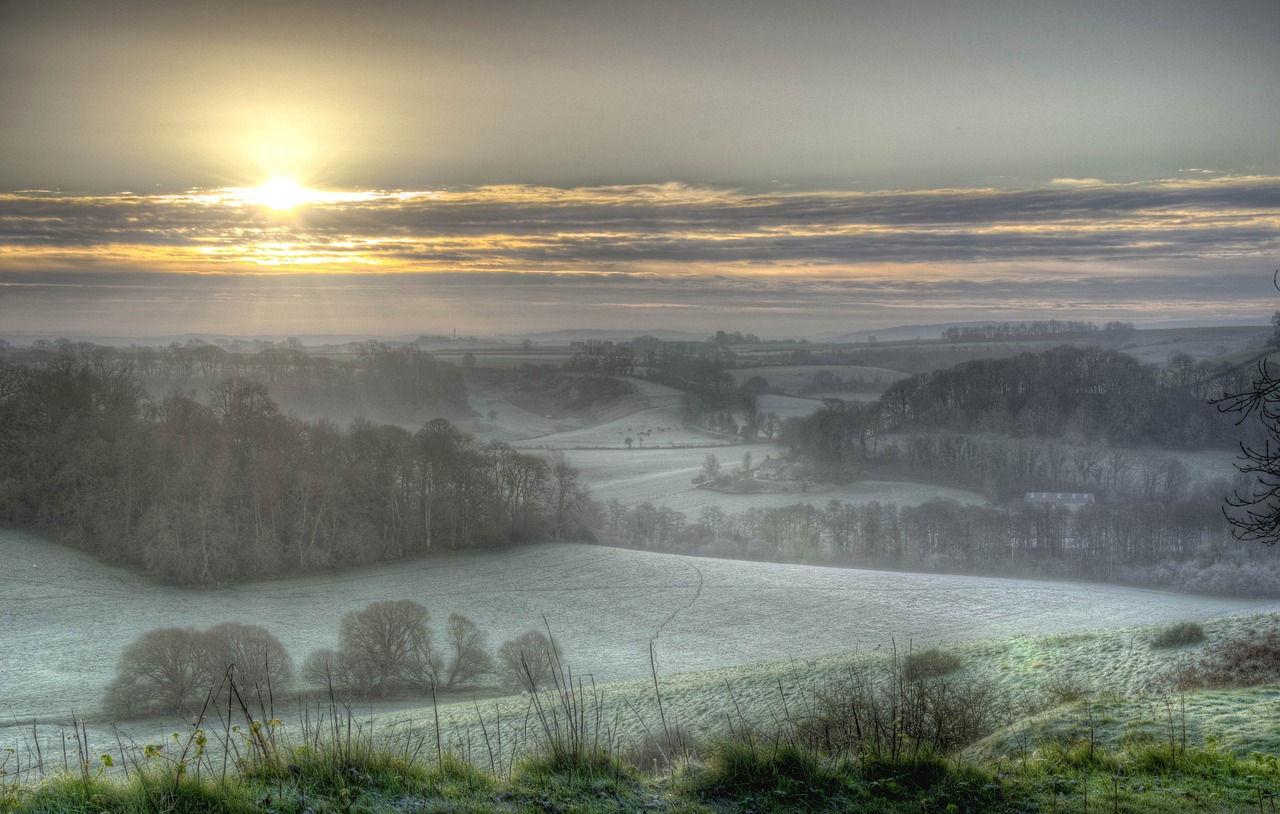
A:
568 445 985 511
755 393 826 419
461 376 724 449
515 404 718 449
4 530 1275 735
728 365 908 395
490 377 984 511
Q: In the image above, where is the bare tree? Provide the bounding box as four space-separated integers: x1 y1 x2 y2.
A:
338 600 439 696
301 648 344 688
1213 360 1280 544
549 453 588 540
104 627 214 717
1070 446 1104 489
207 377 278 426
203 622 294 697
442 614 494 688
702 453 720 480
497 630 561 692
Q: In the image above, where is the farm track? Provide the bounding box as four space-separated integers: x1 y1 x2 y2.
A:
652 559 704 641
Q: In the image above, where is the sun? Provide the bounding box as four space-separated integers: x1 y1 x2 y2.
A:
202 177 379 212
239 176 322 211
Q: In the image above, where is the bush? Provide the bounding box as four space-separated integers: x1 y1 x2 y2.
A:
622 724 699 774
1040 670 1091 706
1150 621 1206 649
300 603 496 697
902 648 962 682
809 659 1005 760
691 737 847 803
1175 629 1280 690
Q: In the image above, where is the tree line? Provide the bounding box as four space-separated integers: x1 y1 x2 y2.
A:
106 601 562 717
0 352 588 584
2 339 471 425
597 495 1280 597
564 341 637 375
862 345 1247 448
887 434 1201 501
302 601 559 698
941 320 1134 342
774 394 1239 500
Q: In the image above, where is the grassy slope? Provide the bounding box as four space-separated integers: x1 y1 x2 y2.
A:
9 613 1280 812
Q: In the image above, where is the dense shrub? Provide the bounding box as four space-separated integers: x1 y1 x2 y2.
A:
691 738 846 803
1129 558 1280 598
902 649 962 682
808 660 1006 761
1175 629 1280 690
1150 621 1206 649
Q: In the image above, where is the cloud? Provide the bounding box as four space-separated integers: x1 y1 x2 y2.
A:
0 177 1275 334
0 257 1273 337
0 177 1276 277
1049 178 1110 187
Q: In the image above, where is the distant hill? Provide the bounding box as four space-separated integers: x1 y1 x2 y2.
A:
817 322 1003 344
518 328 708 343
818 320 1268 346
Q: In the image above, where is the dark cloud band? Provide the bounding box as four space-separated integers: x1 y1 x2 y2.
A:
0 178 1275 270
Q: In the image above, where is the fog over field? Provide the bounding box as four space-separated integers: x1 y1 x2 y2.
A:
2 2 1279 808
2 318 1277 788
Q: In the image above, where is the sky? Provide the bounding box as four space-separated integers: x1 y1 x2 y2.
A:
1 0 1277 338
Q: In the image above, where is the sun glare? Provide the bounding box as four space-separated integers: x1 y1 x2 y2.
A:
241 176 319 211
205 177 380 211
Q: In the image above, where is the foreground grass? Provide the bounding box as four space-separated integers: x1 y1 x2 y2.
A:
8 732 1280 813
971 689 1280 812
8 613 1280 812
2 748 1013 813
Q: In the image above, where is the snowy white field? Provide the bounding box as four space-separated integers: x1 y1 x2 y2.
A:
4 529 1275 733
